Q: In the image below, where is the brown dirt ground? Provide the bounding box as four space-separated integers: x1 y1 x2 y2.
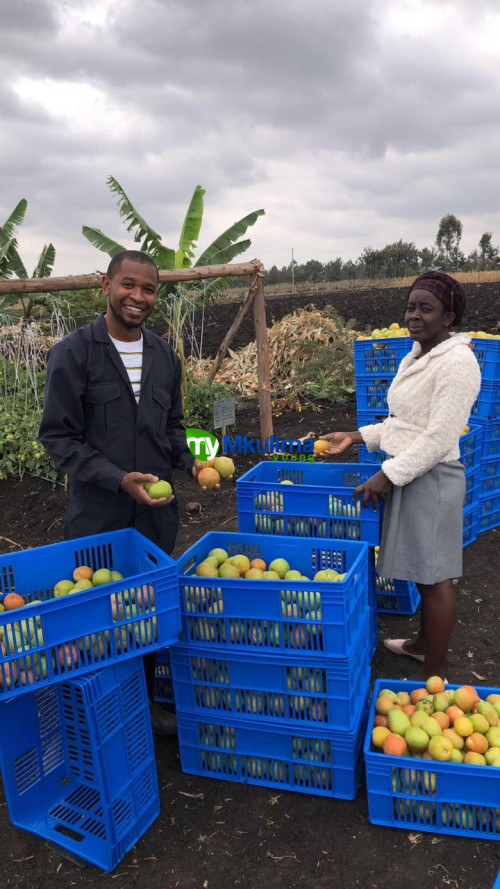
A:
1 286 500 888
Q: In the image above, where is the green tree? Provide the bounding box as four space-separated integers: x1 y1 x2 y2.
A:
436 214 464 270
478 232 499 268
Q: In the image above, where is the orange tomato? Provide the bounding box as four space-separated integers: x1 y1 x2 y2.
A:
382 733 408 756
73 565 93 582
3 593 25 610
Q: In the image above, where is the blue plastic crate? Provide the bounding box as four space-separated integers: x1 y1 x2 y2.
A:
0 658 159 871
364 679 500 840
463 503 478 547
374 572 420 615
176 696 369 800
471 381 500 421
177 532 369 659
493 870 500 889
170 612 371 732
357 410 390 429
475 420 500 460
0 529 180 701
476 492 500 535
464 469 480 509
354 338 413 377
469 338 500 381
355 376 392 412
358 443 385 466
479 457 500 494
154 648 174 705
237 461 383 545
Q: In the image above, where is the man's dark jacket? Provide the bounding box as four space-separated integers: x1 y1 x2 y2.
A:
39 313 194 552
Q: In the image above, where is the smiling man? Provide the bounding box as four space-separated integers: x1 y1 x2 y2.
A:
39 250 196 734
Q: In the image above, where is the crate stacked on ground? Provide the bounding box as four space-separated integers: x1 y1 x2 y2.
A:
236 461 382 653
172 531 371 800
0 528 181 870
364 678 500 841
468 338 500 536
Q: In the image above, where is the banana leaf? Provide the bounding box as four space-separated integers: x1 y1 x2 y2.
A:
175 185 205 267
196 209 264 267
33 243 55 278
82 226 126 258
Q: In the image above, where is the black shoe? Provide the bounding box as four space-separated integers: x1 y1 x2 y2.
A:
149 698 177 736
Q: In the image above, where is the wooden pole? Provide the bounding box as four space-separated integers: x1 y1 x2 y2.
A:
253 275 273 446
0 259 264 295
206 273 261 384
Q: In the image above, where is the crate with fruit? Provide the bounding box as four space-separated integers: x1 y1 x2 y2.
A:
176 531 370 659
0 528 179 699
364 677 500 840
237 461 383 545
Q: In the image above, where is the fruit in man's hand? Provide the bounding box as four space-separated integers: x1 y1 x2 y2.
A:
198 468 220 489
146 480 173 500
213 456 235 478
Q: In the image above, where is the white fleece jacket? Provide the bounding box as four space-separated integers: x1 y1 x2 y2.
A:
359 334 481 487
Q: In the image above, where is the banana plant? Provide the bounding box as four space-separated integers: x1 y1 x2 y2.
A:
82 177 265 387
0 200 56 319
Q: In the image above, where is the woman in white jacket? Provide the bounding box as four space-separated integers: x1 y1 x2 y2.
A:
325 272 481 680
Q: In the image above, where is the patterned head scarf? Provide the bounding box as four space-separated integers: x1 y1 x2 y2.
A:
408 272 466 325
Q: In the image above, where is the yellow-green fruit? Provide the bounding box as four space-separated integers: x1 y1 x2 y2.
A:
208 548 228 566
213 457 235 479
92 568 112 586
268 559 290 579
147 480 173 499
387 709 411 737
53 580 75 597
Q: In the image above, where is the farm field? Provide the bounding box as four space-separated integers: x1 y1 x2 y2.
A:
0 283 499 888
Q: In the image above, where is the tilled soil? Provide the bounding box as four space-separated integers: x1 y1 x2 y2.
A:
1 287 500 888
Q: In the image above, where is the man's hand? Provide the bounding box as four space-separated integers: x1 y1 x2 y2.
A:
321 431 360 455
353 470 391 511
119 472 175 507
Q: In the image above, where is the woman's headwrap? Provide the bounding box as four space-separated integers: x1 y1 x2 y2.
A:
409 272 466 324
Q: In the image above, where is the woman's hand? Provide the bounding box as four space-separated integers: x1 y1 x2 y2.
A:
353 470 391 510
321 431 362 455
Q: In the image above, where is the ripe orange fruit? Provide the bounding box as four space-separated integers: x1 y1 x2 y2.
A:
382 733 408 756
250 558 267 572
73 565 93 582
3 593 25 610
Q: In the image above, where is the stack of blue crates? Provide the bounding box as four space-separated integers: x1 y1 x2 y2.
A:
354 335 500 616
469 339 500 536
171 529 372 800
0 529 181 871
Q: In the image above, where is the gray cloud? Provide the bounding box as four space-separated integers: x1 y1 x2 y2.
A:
1 0 500 273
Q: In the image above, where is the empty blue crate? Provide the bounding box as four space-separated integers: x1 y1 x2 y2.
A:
476 492 500 534
354 337 412 377
365 679 500 840
469 338 500 381
177 531 369 658
0 659 159 871
0 529 180 701
176 699 369 800
237 461 383 545
170 612 371 733
154 648 174 705
356 377 391 412
470 381 500 421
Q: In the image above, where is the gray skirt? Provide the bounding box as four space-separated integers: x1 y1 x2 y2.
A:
376 460 465 586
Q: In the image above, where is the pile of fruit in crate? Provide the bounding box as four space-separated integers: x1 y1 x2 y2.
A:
371 676 500 765
356 323 410 340
0 562 159 690
193 547 346 582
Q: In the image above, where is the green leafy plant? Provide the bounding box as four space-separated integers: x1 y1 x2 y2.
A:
289 310 356 403
183 368 236 435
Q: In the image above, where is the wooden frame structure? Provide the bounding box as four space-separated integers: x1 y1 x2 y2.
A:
0 259 273 444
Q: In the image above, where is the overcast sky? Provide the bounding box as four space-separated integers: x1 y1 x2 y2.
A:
2 0 500 276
